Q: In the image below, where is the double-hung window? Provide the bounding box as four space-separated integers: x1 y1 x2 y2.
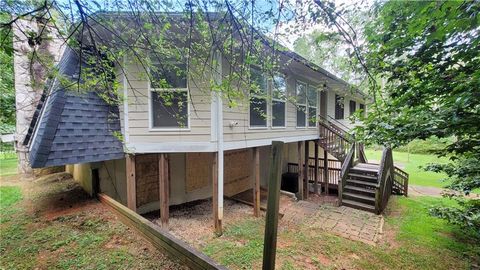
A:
271 75 286 127
249 67 268 128
150 59 189 129
296 81 307 127
349 100 357 116
307 85 318 127
335 94 344 120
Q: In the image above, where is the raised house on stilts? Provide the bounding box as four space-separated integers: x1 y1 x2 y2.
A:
20 13 409 235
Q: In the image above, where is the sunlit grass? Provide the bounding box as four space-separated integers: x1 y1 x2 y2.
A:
365 149 450 188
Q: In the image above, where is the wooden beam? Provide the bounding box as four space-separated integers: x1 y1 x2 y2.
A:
262 141 284 270
304 140 309 199
98 194 228 270
324 149 329 195
314 141 319 195
212 152 222 235
126 154 136 212
159 154 169 228
297 141 304 200
253 147 261 217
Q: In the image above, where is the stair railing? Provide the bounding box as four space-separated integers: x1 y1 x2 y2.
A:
375 147 395 214
338 143 355 206
393 166 409 196
318 117 354 162
357 142 368 163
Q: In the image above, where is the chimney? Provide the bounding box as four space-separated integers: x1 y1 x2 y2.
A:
12 17 65 177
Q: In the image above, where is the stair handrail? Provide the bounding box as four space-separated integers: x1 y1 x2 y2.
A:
357 143 368 163
318 115 354 142
393 166 409 196
338 143 356 206
326 114 351 133
375 147 394 214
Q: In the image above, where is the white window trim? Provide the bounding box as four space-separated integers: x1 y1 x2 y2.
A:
307 85 318 129
148 62 191 132
296 80 308 128
271 74 287 129
248 66 269 129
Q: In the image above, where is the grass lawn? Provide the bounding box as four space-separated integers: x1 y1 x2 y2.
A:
0 175 186 269
0 157 17 177
364 149 450 188
202 196 479 269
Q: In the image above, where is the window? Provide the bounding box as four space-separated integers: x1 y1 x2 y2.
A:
349 100 356 116
296 81 307 127
359 103 366 117
249 67 268 127
272 75 286 127
307 85 318 127
335 94 344 120
150 60 189 129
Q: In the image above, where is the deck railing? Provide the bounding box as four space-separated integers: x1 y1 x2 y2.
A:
287 158 342 189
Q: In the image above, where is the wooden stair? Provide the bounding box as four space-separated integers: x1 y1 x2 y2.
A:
342 163 379 213
318 116 409 214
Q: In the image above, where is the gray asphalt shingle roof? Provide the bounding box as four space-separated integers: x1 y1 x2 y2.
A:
28 47 124 168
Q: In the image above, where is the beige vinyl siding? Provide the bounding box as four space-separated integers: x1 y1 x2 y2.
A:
121 55 366 148
124 60 212 144
222 64 321 143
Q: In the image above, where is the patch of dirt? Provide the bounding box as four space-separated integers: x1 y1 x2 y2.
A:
1 172 188 269
148 198 255 248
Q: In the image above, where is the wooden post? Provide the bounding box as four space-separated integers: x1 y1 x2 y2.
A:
126 154 136 212
262 141 284 270
304 141 309 199
159 154 169 228
324 149 329 195
297 141 304 200
253 147 261 217
314 141 319 195
212 152 222 235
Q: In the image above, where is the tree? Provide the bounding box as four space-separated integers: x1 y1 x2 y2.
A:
359 0 480 232
0 12 15 135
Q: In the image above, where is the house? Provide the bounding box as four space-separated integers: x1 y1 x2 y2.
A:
17 13 407 234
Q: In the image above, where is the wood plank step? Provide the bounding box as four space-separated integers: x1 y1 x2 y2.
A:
351 166 379 173
344 185 376 194
342 199 376 212
346 179 378 187
343 192 376 202
357 163 380 168
348 173 378 180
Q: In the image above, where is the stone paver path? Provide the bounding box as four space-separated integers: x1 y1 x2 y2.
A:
280 197 383 246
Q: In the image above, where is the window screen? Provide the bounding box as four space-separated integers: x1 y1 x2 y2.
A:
308 86 317 127
296 81 307 127
151 91 188 128
272 100 286 127
249 67 267 127
335 94 344 120
151 62 187 89
250 96 267 127
272 75 286 127
349 100 356 116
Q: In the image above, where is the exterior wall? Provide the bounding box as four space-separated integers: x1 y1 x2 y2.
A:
13 18 65 176
123 60 212 149
222 69 320 143
326 89 366 130
67 163 93 196
99 158 128 206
